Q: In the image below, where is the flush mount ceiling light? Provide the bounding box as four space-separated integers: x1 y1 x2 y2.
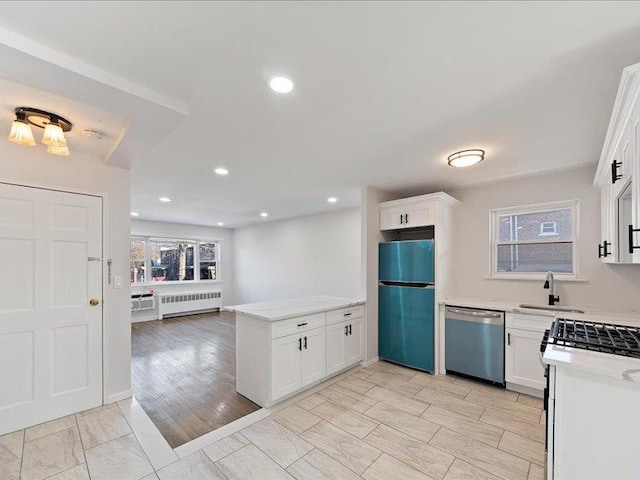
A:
260 212 269 217
159 197 172 203
327 197 338 203
269 76 294 93
447 149 485 168
130 212 139 217
8 107 72 156
217 222 224 226
214 167 229 176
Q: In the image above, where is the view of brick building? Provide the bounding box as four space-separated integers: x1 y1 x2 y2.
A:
497 207 573 273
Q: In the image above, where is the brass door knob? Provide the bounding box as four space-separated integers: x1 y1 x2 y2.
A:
89 298 100 306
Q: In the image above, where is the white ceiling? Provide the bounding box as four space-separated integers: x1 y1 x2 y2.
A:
1 1 640 227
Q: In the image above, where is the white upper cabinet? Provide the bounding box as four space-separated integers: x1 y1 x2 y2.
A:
595 62 640 264
379 192 459 231
380 205 407 230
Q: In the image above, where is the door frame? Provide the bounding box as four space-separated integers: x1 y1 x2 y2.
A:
0 177 110 405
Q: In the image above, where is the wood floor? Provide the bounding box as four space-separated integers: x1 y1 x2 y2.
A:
131 310 260 448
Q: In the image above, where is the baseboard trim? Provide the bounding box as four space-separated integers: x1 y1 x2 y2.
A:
106 390 132 404
362 356 379 367
506 382 543 398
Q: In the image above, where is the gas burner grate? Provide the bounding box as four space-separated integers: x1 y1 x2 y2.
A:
549 318 640 359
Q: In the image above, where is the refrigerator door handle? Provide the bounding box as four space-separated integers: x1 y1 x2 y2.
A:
379 281 434 289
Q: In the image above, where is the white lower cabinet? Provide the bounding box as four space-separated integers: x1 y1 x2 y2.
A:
236 304 366 407
271 334 302 400
346 317 364 365
326 317 363 376
505 327 546 390
301 327 326 387
505 313 554 394
271 327 326 400
326 321 348 375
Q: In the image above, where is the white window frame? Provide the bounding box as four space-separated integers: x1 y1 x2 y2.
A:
130 236 222 286
489 200 579 280
130 238 147 284
539 221 558 236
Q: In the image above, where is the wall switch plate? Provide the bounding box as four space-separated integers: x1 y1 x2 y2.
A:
114 276 123 288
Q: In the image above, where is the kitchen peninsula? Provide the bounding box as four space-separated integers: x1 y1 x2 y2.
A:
226 295 365 407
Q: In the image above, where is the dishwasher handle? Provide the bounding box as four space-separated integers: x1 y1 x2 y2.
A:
445 307 504 325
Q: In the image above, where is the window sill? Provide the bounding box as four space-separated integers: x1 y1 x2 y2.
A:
484 275 588 283
131 280 223 287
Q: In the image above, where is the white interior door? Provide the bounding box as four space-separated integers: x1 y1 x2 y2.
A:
0 183 103 435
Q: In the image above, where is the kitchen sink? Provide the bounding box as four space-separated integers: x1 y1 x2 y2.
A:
518 304 586 314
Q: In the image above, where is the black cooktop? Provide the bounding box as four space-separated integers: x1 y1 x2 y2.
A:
549 318 640 359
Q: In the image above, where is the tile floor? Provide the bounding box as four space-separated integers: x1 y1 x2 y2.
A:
0 361 545 480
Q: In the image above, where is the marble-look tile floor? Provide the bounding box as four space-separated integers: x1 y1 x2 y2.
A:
0 361 545 480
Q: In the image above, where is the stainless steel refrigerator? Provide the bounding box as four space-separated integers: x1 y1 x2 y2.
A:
378 240 435 372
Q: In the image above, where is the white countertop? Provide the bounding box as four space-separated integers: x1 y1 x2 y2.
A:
225 295 365 321
442 297 640 325
544 344 640 386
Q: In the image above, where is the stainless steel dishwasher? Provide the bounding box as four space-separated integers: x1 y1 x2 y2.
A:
444 306 505 385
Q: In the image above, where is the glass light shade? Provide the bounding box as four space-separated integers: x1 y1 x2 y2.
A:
447 149 485 168
41 122 67 146
46 138 70 157
8 120 36 146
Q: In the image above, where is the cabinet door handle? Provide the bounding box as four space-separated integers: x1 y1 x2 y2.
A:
611 160 622 184
349 324 352 335
507 332 511 346
629 225 640 254
399 214 404 225
604 240 611 257
343 312 352 317
598 243 604 258
345 325 348 336
298 338 302 351
304 336 307 349
297 322 308 327
404 213 409 224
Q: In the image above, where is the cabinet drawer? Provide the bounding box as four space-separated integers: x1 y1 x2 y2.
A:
506 313 554 332
326 305 364 325
271 313 326 339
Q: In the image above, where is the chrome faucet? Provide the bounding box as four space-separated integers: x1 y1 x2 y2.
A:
543 271 560 306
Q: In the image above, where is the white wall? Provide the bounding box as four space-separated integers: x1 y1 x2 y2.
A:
0 142 131 403
449 165 640 310
130 219 234 320
233 208 362 304
361 187 394 362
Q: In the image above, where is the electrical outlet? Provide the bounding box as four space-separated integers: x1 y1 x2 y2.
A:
114 276 123 288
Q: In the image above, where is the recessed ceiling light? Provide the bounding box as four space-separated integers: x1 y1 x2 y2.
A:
447 149 485 168
260 212 269 217
159 197 171 203
217 222 224 226
327 197 338 203
269 76 294 94
130 212 139 217
214 167 229 176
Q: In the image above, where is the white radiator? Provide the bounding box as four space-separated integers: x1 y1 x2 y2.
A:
157 291 222 319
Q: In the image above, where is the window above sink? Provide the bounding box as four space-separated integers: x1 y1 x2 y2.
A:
489 200 579 280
